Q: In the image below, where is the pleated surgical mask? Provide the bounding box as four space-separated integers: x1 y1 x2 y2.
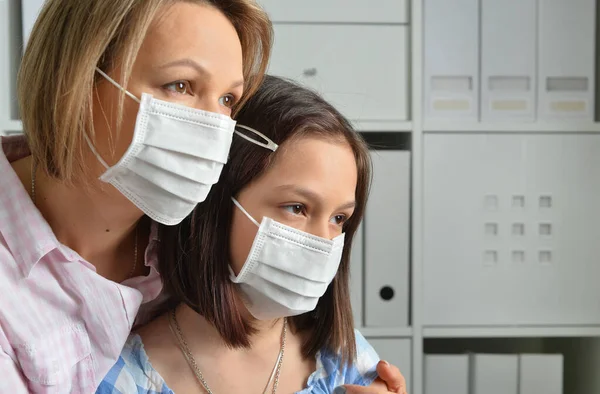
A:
229 197 345 320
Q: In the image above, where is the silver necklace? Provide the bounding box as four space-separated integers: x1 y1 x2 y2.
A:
31 160 138 280
168 309 287 394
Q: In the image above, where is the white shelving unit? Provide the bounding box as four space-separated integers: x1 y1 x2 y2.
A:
4 1 600 393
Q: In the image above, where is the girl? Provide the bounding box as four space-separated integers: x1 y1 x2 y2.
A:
0 0 271 391
98 75 400 393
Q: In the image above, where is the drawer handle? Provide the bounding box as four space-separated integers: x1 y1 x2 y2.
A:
379 286 395 301
303 68 318 77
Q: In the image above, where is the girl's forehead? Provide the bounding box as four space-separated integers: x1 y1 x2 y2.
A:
245 137 357 199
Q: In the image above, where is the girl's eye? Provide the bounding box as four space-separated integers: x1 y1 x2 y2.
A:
330 214 347 226
164 81 191 95
219 94 236 108
283 204 305 216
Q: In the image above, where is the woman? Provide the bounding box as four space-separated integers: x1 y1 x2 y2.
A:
0 0 270 391
98 76 407 394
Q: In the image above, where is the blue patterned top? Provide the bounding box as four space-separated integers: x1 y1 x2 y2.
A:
97 329 380 394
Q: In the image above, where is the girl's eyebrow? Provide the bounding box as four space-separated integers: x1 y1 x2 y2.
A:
337 201 356 211
274 184 321 203
273 184 355 210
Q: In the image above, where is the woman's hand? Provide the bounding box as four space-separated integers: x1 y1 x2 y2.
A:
334 360 408 394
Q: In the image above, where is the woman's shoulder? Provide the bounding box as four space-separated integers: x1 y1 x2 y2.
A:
300 329 380 393
96 334 173 394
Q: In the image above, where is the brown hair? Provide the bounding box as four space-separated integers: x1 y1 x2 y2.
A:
18 0 272 183
159 75 372 364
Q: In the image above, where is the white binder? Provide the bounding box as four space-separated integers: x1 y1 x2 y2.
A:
424 355 469 394
424 0 479 121
538 0 596 120
481 0 536 122
368 339 411 392
364 150 410 327
471 354 518 394
520 354 563 394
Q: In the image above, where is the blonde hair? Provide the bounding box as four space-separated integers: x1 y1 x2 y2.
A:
18 0 272 182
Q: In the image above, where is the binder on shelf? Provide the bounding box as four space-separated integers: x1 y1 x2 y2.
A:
481 0 536 122
471 354 518 394
22 0 46 47
364 150 410 327
424 0 479 121
538 0 595 120
520 354 563 394
424 355 469 394
349 223 364 328
369 339 411 392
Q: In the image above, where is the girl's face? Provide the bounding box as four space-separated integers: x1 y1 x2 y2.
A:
229 135 358 275
91 2 244 171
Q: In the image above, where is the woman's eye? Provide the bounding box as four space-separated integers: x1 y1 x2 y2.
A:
283 204 304 216
164 81 191 95
330 214 347 226
219 94 236 108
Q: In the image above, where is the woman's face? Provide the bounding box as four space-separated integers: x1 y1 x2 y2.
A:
91 2 244 171
229 135 358 275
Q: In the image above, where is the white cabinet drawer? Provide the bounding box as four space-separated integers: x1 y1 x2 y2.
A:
268 24 409 123
257 0 409 23
423 133 600 326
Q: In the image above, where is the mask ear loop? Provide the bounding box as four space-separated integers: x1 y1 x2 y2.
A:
95 67 141 104
83 133 110 170
230 126 276 228
234 124 278 152
87 68 142 170
231 197 260 227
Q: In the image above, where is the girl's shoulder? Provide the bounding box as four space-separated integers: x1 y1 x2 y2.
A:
96 334 173 394
299 329 380 393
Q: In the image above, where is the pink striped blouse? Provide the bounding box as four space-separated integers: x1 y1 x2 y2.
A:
0 135 164 393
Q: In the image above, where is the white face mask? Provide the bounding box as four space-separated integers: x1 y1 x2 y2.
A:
88 68 239 225
229 197 345 320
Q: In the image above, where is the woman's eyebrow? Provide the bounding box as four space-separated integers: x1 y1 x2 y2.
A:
157 58 208 74
156 59 244 90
